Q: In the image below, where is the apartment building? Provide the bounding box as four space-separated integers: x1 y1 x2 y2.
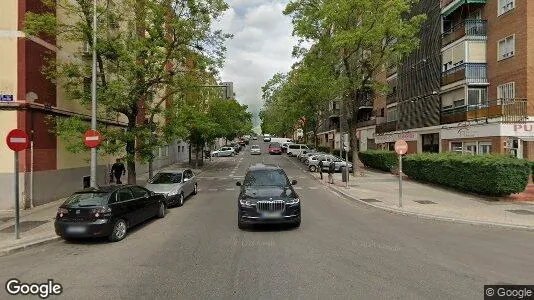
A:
355 0 534 160
0 1 185 210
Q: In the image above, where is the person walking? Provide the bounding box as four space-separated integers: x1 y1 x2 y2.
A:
318 158 324 180
328 159 335 184
110 158 126 184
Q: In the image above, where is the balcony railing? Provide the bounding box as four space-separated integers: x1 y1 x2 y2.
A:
355 117 386 129
386 92 397 105
442 19 487 47
441 63 487 86
375 121 397 134
440 99 528 124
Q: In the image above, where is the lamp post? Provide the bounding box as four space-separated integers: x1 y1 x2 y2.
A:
90 0 98 187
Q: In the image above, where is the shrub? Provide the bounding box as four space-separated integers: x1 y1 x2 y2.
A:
403 152 530 197
358 150 398 172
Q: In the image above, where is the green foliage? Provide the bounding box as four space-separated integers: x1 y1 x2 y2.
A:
25 0 232 181
358 150 398 172
403 153 530 197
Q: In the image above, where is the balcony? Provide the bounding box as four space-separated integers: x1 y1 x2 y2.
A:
441 0 487 15
441 63 487 86
375 121 397 134
355 117 386 129
386 92 397 105
442 19 487 47
440 99 528 124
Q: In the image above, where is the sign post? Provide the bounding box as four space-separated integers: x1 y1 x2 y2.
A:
394 139 408 208
84 130 102 187
6 129 30 239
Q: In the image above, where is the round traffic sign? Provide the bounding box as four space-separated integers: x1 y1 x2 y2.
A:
6 129 29 152
394 139 408 155
84 130 102 148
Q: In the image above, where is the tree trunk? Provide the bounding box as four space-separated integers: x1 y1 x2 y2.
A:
126 139 137 185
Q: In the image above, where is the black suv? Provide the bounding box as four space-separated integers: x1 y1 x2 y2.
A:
236 164 301 229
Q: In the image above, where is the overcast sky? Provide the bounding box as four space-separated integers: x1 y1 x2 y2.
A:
213 0 299 128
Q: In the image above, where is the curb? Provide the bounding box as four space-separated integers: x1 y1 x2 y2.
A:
326 183 534 231
0 236 61 257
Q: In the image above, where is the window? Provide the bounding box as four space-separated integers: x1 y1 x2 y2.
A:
451 142 463 153
479 142 492 155
386 106 398 122
130 186 148 198
115 188 134 202
464 142 477 155
498 0 515 16
149 172 182 184
498 35 515 60
453 99 465 108
243 169 290 187
182 146 185 152
467 88 488 109
497 82 515 102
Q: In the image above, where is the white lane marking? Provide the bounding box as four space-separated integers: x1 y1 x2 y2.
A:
309 187 318 190
208 188 218 191
225 188 235 191
293 187 303 190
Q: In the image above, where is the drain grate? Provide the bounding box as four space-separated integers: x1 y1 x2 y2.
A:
0 217 13 222
506 209 534 215
360 198 382 203
0 220 49 233
414 200 437 204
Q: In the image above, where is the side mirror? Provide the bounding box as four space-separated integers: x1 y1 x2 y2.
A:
236 181 242 186
291 180 297 185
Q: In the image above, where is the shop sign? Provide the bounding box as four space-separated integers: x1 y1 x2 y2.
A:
500 123 534 138
374 131 417 144
440 123 500 140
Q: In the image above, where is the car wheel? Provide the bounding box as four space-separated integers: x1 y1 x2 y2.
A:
309 165 317 172
157 203 165 218
177 192 184 207
109 219 127 242
193 183 198 195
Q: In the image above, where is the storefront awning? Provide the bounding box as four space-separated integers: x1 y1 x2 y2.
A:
442 0 487 18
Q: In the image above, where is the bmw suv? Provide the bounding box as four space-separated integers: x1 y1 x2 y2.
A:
236 164 301 229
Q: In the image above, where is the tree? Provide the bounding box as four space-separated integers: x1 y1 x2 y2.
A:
25 0 231 184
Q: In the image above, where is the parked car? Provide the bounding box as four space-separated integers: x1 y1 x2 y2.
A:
250 144 261 155
252 136 258 140
263 134 271 142
236 164 301 229
54 185 166 242
268 142 283 155
300 151 321 163
211 147 235 157
281 142 294 153
287 144 310 157
145 169 197 207
307 154 353 172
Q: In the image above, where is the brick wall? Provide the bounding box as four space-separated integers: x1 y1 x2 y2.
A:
485 0 529 111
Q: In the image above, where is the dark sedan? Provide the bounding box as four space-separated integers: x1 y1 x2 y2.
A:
236 164 301 229
55 185 166 242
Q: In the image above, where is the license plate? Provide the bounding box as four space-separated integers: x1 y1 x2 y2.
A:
66 226 86 233
262 212 282 219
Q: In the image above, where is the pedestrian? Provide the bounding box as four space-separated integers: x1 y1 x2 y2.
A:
111 158 126 184
328 160 335 184
318 158 324 180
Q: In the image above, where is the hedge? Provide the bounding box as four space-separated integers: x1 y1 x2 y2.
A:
403 152 530 196
358 150 398 172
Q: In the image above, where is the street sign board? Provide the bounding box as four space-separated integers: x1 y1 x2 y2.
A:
6 129 29 152
394 139 408 155
84 130 101 148
0 94 14 102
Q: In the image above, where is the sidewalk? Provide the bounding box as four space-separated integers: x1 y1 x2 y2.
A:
0 160 218 256
312 167 534 231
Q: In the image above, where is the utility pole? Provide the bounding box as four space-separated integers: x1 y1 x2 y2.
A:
90 0 98 188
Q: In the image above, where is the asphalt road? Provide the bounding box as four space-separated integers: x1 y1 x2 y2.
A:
1 141 534 299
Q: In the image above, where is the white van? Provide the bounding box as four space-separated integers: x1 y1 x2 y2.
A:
270 137 292 144
287 144 309 157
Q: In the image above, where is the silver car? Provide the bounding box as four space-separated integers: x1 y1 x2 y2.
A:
145 169 198 207
211 147 235 157
250 144 261 155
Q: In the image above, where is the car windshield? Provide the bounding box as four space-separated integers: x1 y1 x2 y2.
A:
149 172 182 184
243 169 290 187
64 192 108 207
251 145 260 149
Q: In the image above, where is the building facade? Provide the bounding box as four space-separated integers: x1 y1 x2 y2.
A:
353 0 534 161
0 1 187 210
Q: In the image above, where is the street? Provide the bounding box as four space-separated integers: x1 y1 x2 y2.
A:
1 142 534 299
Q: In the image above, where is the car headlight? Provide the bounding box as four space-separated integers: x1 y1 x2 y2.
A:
286 198 300 205
168 189 179 196
239 199 255 207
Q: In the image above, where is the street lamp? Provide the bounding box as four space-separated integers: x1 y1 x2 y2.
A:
90 0 98 188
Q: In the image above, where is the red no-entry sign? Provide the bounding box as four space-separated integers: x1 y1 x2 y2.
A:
84 130 102 148
6 129 29 152
394 139 408 155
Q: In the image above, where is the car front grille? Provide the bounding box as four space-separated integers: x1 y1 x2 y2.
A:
256 200 285 213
